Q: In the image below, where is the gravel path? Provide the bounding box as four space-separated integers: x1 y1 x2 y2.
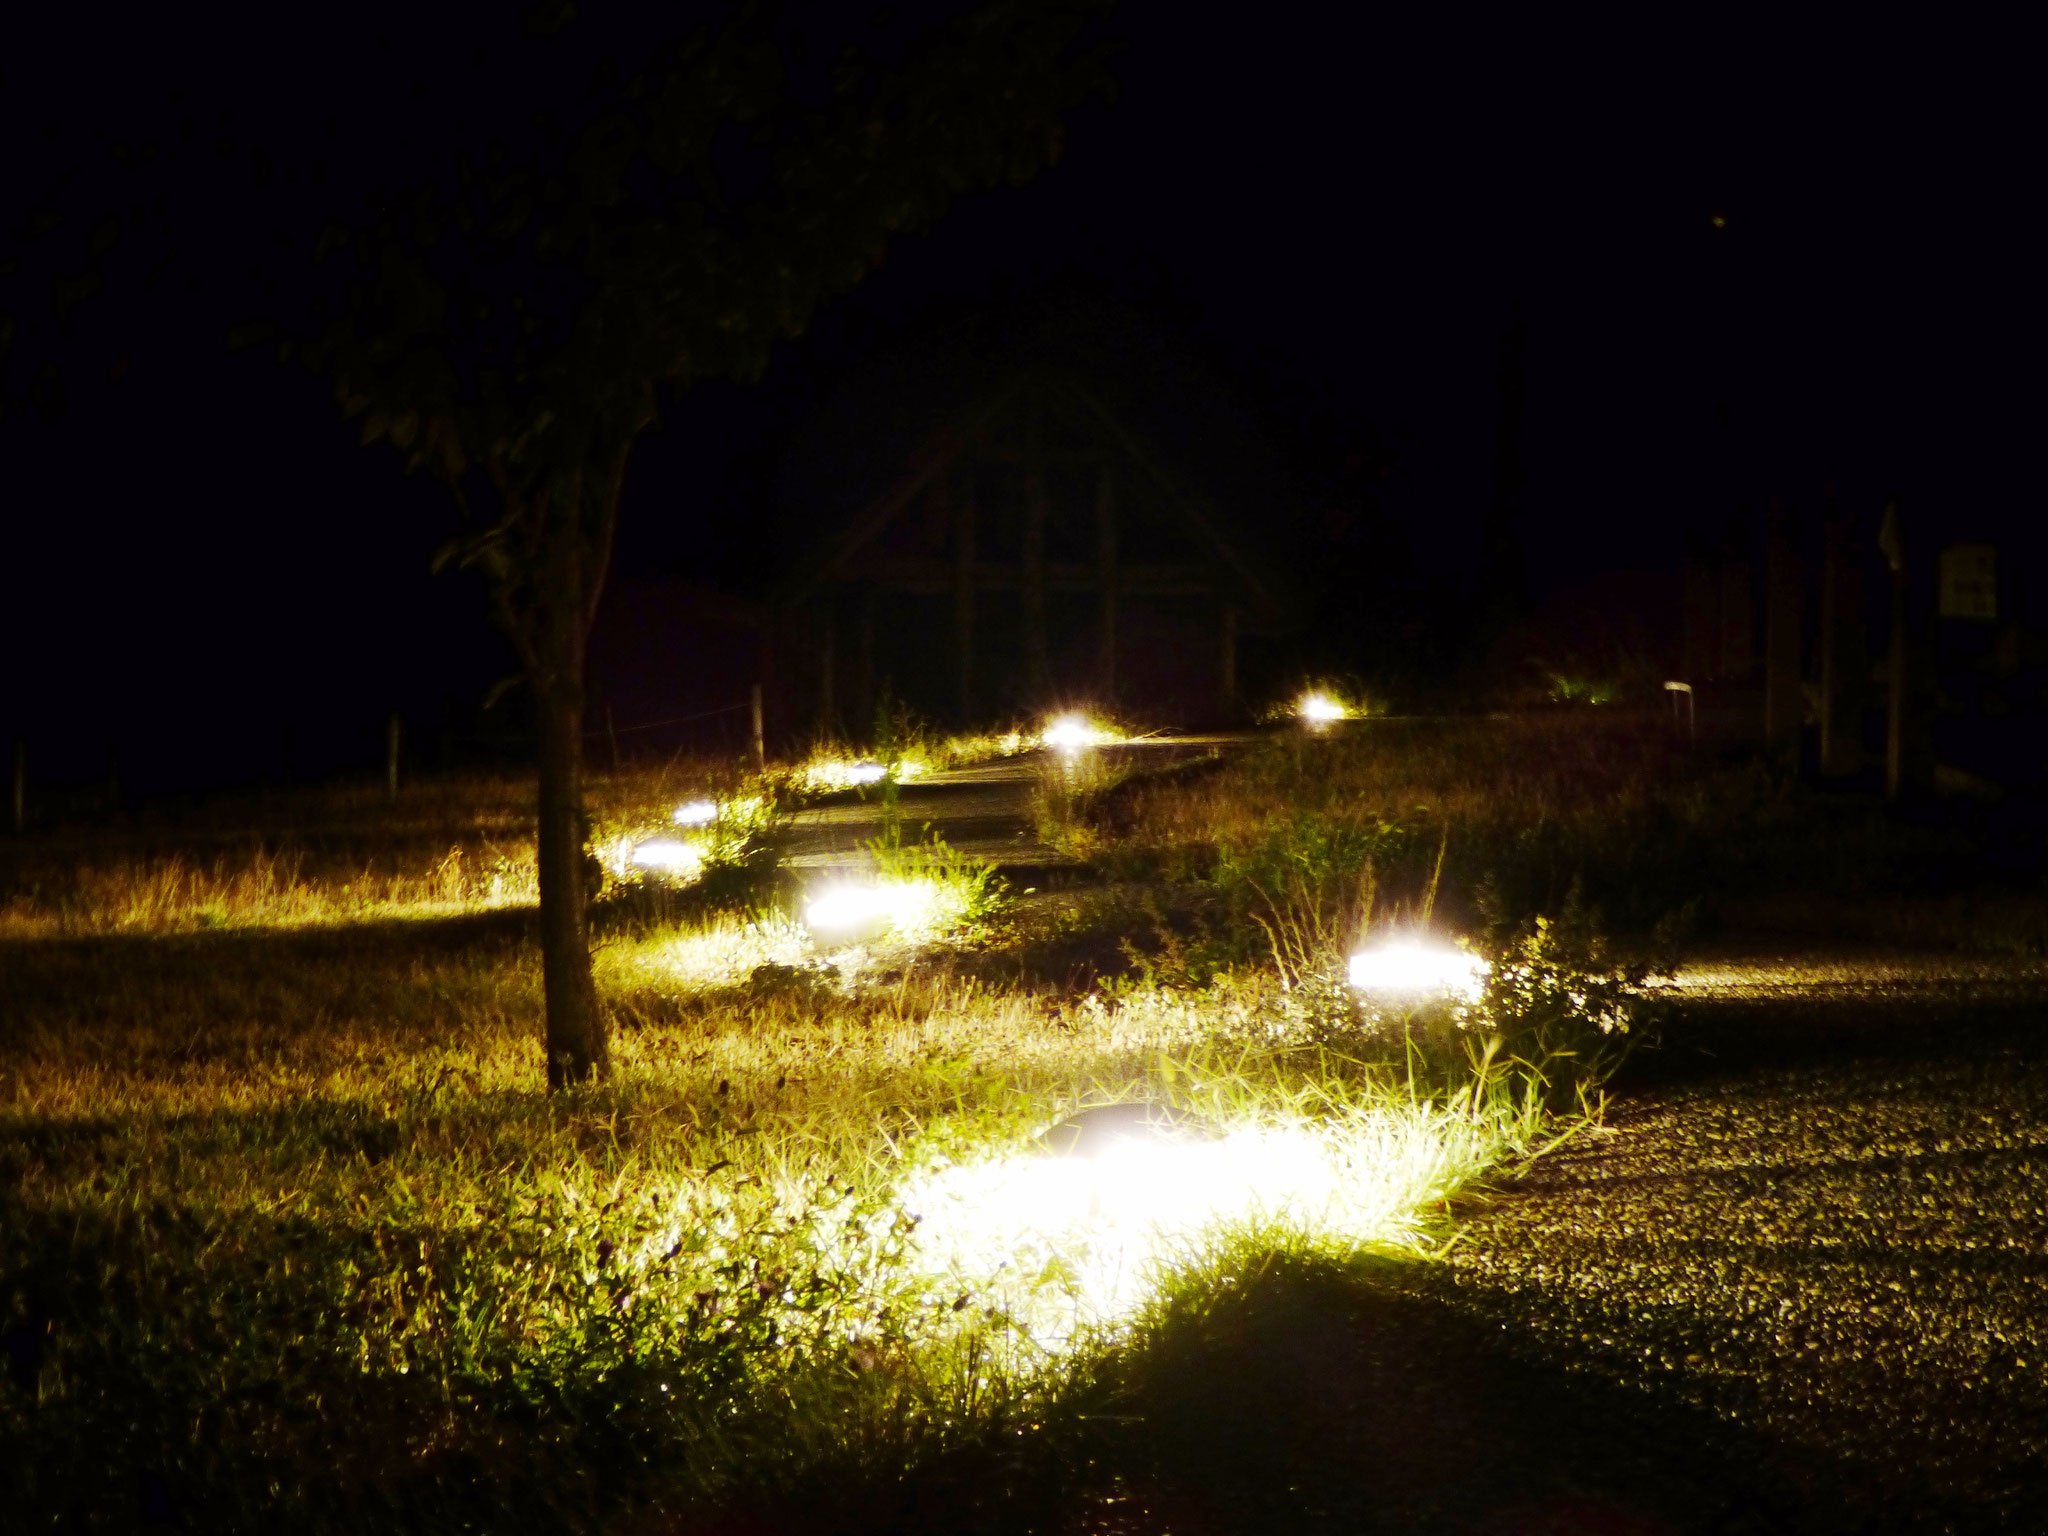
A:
1053 956 2048 1535
1407 957 2048 1532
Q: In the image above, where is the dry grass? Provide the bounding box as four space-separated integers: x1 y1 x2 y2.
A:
0 866 1563 1530
0 726 1699 1528
0 842 540 938
1105 715 1694 866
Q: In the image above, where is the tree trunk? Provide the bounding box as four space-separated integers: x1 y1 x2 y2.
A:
530 472 612 1090
535 676 609 1087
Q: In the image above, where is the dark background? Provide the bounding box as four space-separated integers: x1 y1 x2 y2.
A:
4 5 2042 794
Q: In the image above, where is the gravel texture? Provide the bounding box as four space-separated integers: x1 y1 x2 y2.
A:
1409 961 2048 1533
1062 958 2048 1535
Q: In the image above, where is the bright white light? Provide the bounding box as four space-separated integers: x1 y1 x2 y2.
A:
898 1111 1478 1348
628 838 704 877
803 879 946 938
1346 938 1488 1000
1298 692 1349 723
673 799 719 826
798 758 894 793
1041 714 1114 752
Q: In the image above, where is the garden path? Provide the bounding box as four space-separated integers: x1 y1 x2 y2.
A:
772 735 1253 874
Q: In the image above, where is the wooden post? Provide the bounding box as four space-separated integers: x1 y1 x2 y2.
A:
1219 601 1239 715
603 705 621 772
1718 559 1754 679
857 585 877 734
953 476 976 724
1764 517 1802 755
1881 502 1907 801
1096 466 1118 701
386 713 402 800
1819 514 1865 779
819 617 836 735
1023 469 1050 700
750 683 766 773
1682 557 1718 681
11 740 24 834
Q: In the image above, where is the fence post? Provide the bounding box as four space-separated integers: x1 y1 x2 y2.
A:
1819 513 1866 779
386 713 402 801
11 740 24 834
750 684 766 773
1764 517 1802 758
605 705 621 773
1881 502 1907 802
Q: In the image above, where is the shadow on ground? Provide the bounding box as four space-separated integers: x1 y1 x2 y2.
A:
690 1250 1838 1536
1063 1250 1824 1536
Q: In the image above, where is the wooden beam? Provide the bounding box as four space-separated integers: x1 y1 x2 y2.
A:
818 616 836 736
1764 515 1801 754
1096 466 1118 701
843 556 1213 597
951 473 975 723
857 585 876 732
1219 601 1239 715
1062 380 1284 624
1023 461 1050 698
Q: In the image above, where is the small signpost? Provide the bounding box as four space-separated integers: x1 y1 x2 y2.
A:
1664 679 1696 742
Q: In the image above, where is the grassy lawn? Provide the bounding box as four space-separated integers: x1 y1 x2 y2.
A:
3 716 2042 1530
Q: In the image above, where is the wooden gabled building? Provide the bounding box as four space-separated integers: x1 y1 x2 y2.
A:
776 364 1298 731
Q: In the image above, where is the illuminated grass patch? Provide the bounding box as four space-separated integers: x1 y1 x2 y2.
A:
0 732 1669 1530
900 1096 1518 1351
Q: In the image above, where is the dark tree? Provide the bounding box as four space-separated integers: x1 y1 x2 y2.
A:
301 3 1108 1087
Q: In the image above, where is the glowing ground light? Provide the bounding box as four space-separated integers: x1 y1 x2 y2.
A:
1041 714 1115 752
628 838 704 877
1346 938 1488 1000
1297 691 1350 723
799 759 895 793
802 879 949 941
897 1109 1473 1348
673 799 719 826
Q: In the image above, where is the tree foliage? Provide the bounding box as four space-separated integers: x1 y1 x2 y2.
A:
306 2 1109 667
289 1 1112 1085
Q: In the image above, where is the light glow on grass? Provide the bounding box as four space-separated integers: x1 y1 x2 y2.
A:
803 878 962 943
897 1106 1496 1348
1298 691 1350 723
645 913 811 987
796 758 924 794
628 838 705 879
673 799 719 826
1347 937 1488 1000
1040 714 1118 753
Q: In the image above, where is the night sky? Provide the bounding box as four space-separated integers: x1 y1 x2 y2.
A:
5 5 2043 793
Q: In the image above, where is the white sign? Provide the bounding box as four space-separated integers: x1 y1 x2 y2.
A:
1939 544 1997 621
